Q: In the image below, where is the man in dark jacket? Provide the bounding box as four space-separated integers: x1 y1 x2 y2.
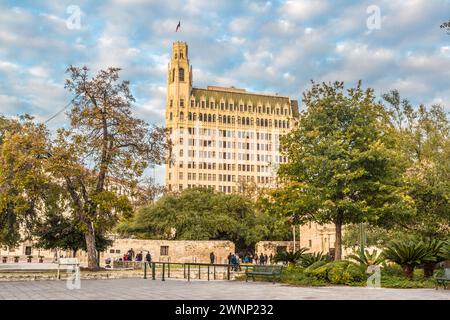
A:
210 252 215 264
145 252 152 263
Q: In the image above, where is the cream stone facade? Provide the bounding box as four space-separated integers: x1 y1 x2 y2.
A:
165 41 299 193
1 239 235 266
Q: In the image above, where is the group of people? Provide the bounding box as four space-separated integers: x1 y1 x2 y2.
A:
119 248 152 263
227 252 272 271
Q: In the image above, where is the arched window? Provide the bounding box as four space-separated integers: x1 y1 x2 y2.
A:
193 113 197 121
172 69 175 82
227 115 231 124
199 113 203 121
213 115 216 122
256 118 260 126
204 113 207 122
208 114 212 122
179 112 184 121
232 116 235 124
219 115 222 123
237 116 241 125
169 112 173 120
179 68 184 81
188 112 192 121
265 119 268 127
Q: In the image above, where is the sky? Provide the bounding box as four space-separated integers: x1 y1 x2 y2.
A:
0 0 449 183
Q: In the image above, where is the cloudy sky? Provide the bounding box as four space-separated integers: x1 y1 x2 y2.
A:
0 0 449 182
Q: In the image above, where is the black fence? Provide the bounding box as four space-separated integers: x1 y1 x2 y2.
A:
144 261 242 281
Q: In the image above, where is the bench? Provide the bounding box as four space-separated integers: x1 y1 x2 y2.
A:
245 265 283 283
435 268 450 290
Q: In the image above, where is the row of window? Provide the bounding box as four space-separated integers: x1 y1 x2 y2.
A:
169 98 291 116
182 138 273 151
178 128 281 141
171 173 273 183
169 162 271 173
169 112 291 129
179 149 280 162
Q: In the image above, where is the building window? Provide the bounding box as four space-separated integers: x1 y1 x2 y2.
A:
180 99 184 107
25 246 32 256
309 240 312 247
160 246 169 256
179 68 184 81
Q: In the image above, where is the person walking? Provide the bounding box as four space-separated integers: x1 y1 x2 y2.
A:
227 252 233 265
230 254 237 271
259 253 265 265
254 254 258 265
264 254 269 265
145 252 152 263
210 252 215 264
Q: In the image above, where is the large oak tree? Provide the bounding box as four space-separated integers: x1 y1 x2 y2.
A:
46 66 166 269
278 81 413 260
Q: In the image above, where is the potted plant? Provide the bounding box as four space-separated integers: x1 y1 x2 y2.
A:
38 256 44 263
2 256 7 263
27 255 33 263
13 256 19 263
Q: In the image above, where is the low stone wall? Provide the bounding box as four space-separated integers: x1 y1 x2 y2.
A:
82 239 235 266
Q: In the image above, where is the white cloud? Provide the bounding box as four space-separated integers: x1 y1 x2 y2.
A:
29 66 49 78
279 0 329 20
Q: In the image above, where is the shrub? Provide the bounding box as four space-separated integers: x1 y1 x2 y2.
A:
347 249 385 267
382 240 435 279
273 248 309 265
305 260 364 285
298 252 332 267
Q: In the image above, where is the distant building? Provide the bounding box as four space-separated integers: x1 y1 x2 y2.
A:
165 41 299 193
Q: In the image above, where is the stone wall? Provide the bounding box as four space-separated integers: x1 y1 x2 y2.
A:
1 239 235 267
78 239 235 266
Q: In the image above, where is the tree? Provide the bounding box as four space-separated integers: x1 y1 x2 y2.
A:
45 66 166 269
116 187 290 252
383 90 449 239
34 212 112 258
278 81 413 260
0 115 54 246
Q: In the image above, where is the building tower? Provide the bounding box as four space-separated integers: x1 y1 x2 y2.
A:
165 41 299 193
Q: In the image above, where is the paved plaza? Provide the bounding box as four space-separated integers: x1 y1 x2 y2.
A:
0 278 448 300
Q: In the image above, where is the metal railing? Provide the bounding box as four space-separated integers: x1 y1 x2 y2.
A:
144 261 235 281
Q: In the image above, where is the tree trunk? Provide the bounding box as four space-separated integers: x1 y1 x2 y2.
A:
334 212 343 261
85 222 98 270
423 262 436 278
72 249 78 258
403 265 414 280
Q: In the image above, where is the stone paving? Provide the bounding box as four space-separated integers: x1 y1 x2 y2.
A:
0 278 449 300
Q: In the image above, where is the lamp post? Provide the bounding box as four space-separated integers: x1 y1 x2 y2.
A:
359 222 366 255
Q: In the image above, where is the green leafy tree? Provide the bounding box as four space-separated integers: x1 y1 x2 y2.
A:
116 187 289 251
278 81 413 260
0 115 54 246
34 212 112 258
383 91 449 239
46 66 166 269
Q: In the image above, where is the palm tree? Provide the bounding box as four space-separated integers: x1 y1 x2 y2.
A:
422 239 446 277
273 248 308 266
382 240 434 279
298 252 332 267
347 249 385 268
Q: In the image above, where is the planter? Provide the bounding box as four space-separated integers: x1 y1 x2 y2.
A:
27 256 33 263
38 256 44 263
13 256 19 263
2 257 7 263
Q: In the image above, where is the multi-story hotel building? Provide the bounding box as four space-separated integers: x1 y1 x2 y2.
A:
165 41 299 193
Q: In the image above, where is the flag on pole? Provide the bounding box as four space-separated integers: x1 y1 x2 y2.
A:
176 21 181 32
